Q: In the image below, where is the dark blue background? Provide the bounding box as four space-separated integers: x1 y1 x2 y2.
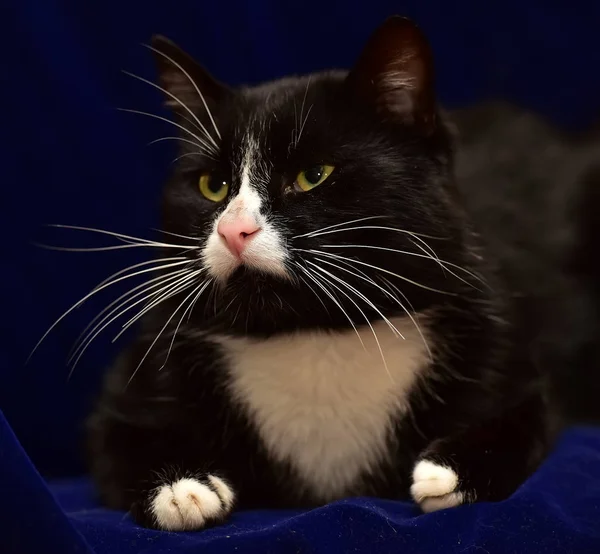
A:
3 0 600 480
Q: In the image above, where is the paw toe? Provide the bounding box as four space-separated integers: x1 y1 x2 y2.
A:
411 460 465 512
151 478 223 531
420 491 465 513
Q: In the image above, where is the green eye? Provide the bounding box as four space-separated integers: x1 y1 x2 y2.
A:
294 164 335 192
199 173 229 202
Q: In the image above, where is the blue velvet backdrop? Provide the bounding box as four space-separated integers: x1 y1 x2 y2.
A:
2 1 600 553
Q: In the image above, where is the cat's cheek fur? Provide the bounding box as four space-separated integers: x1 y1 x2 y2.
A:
202 229 239 281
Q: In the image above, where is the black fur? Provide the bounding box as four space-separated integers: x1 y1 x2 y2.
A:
85 17 599 529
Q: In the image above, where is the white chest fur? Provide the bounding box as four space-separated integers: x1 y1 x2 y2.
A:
217 317 430 500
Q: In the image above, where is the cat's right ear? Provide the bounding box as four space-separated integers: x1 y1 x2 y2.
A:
347 16 436 133
149 35 230 114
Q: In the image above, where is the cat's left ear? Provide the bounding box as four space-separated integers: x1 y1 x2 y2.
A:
347 16 436 133
149 35 231 115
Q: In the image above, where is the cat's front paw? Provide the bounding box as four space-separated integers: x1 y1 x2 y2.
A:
410 460 470 513
150 475 235 531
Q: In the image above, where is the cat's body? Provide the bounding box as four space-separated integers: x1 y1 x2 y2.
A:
86 18 597 530
452 102 600 423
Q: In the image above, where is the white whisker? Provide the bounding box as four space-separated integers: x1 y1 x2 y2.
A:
290 98 298 153
306 261 405 340
319 243 483 290
296 105 312 147
123 71 213 145
123 70 218 151
152 229 198 243
187 278 213 322
118 108 217 156
93 257 188 291
70 263 191 352
311 255 432 360
296 273 331 317
292 216 385 239
171 151 215 164
296 263 365 349
295 78 311 147
114 269 204 341
222 293 240 314
377 275 417 315
306 225 441 240
148 136 211 153
44 224 193 249
177 112 218 147
127 280 210 385
230 301 243 328
35 243 186 253
68 268 195 369
160 279 212 371
144 44 221 141
27 259 192 362
309 251 423 324
407 236 445 274
307 262 394 383
300 249 455 296
408 238 488 288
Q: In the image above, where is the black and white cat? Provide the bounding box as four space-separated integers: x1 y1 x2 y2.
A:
84 16 595 531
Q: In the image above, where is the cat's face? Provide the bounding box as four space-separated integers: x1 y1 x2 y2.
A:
153 17 472 335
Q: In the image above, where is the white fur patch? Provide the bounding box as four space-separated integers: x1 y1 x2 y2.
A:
207 475 235 509
202 135 287 281
411 460 465 513
217 316 430 500
419 491 465 513
151 477 229 531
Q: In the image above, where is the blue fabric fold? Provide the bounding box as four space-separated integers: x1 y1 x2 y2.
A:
3 407 600 554
0 410 92 554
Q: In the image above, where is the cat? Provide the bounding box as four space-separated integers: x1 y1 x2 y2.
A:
84 16 598 531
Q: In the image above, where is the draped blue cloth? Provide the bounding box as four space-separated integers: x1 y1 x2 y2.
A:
3 412 600 553
2 1 600 552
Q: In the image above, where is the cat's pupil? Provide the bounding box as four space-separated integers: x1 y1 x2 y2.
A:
304 166 324 184
210 178 226 193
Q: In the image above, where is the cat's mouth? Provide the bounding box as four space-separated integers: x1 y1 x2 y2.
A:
202 223 290 283
232 248 289 279
218 260 293 295
190 264 307 335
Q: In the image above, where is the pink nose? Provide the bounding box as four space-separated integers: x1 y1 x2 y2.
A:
217 218 261 258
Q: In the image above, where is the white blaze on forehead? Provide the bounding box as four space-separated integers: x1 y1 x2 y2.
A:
202 133 288 281
220 135 263 225
239 135 263 213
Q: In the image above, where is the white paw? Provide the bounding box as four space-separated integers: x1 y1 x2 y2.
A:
150 476 234 531
411 460 465 513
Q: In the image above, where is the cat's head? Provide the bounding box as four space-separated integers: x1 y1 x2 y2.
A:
151 17 475 336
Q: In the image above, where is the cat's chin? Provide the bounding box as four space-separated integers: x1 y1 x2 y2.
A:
223 264 290 289
189 266 393 338
184 266 331 336
195 266 297 333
